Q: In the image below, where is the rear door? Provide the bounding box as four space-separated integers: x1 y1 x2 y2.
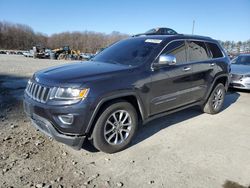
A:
186 40 214 101
149 40 195 115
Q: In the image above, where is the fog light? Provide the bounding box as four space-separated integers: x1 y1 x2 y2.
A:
58 114 74 125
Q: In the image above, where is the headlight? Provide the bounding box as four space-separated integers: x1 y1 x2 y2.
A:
50 87 89 100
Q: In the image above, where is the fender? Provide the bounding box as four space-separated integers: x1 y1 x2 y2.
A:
85 91 146 134
204 73 229 102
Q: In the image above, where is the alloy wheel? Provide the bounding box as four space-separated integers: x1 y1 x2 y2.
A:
212 88 224 110
104 110 132 145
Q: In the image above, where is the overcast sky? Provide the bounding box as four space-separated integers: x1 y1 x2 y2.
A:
0 0 249 41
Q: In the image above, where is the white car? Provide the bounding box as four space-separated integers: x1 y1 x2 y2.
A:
23 50 34 57
230 54 250 90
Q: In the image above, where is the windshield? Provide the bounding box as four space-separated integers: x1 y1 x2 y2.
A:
93 38 162 66
232 55 250 65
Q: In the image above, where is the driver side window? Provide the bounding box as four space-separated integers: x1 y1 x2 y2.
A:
161 41 187 64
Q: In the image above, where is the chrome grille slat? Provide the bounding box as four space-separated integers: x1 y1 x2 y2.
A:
29 83 34 97
27 82 32 93
31 83 36 97
46 88 52 101
27 82 31 93
36 85 41 100
33 84 38 99
25 81 51 103
40 87 46 102
30 83 34 95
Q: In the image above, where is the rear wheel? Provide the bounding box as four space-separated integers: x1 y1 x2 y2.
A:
202 83 226 114
92 101 138 153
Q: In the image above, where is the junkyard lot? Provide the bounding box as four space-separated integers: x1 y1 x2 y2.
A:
0 55 250 188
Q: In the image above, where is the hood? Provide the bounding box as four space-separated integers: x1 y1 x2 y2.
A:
231 64 250 75
34 61 132 86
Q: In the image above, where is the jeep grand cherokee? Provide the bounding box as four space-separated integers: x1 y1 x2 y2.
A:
24 34 230 153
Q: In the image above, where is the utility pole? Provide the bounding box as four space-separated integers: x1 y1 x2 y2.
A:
192 20 195 35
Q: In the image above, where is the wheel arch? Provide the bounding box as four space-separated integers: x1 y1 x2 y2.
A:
85 93 145 138
205 74 229 102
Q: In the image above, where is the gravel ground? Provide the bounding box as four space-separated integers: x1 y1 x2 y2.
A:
0 55 250 188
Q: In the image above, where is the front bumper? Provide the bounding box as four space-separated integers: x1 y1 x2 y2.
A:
30 113 86 150
23 94 93 150
230 76 250 90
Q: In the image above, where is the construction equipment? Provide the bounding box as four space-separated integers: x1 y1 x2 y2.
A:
51 46 81 60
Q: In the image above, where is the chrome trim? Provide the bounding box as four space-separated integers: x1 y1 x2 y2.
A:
151 86 203 105
36 85 41 100
25 81 51 103
58 114 74 125
41 87 46 102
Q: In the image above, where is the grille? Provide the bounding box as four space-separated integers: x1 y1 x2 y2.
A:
231 74 243 81
25 81 51 103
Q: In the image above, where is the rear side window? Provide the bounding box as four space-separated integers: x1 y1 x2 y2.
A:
187 41 210 62
206 42 224 58
161 41 187 64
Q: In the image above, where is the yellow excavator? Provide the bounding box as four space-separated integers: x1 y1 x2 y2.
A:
51 46 81 60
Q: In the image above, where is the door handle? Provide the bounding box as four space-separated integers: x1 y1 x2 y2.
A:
183 67 191 71
210 63 215 67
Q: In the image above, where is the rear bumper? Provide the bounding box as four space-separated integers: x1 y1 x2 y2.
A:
24 101 86 150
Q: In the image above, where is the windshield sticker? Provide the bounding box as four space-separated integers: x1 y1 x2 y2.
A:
145 39 162 44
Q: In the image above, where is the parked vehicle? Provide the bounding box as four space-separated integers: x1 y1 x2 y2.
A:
33 46 51 59
16 51 23 55
23 33 230 153
133 27 178 37
23 50 34 57
80 53 94 60
230 54 250 90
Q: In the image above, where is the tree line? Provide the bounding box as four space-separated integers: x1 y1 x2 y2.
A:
219 40 250 53
0 21 128 53
0 21 48 50
0 21 249 53
48 31 128 53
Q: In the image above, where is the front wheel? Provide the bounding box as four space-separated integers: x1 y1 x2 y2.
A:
202 83 226 114
92 101 138 153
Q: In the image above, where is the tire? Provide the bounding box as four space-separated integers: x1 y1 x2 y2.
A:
202 83 226 114
58 53 66 60
92 101 138 153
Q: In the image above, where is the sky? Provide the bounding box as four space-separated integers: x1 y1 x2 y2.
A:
0 0 249 41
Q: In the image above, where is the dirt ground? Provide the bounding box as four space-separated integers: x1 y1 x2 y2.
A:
0 55 250 188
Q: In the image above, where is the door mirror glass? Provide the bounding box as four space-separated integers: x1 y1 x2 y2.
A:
158 54 176 65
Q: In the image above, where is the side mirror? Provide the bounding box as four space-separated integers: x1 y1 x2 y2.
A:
158 54 176 65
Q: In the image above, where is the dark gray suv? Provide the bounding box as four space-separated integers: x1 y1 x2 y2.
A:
24 34 230 153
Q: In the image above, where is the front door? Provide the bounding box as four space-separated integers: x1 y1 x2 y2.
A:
149 40 195 116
